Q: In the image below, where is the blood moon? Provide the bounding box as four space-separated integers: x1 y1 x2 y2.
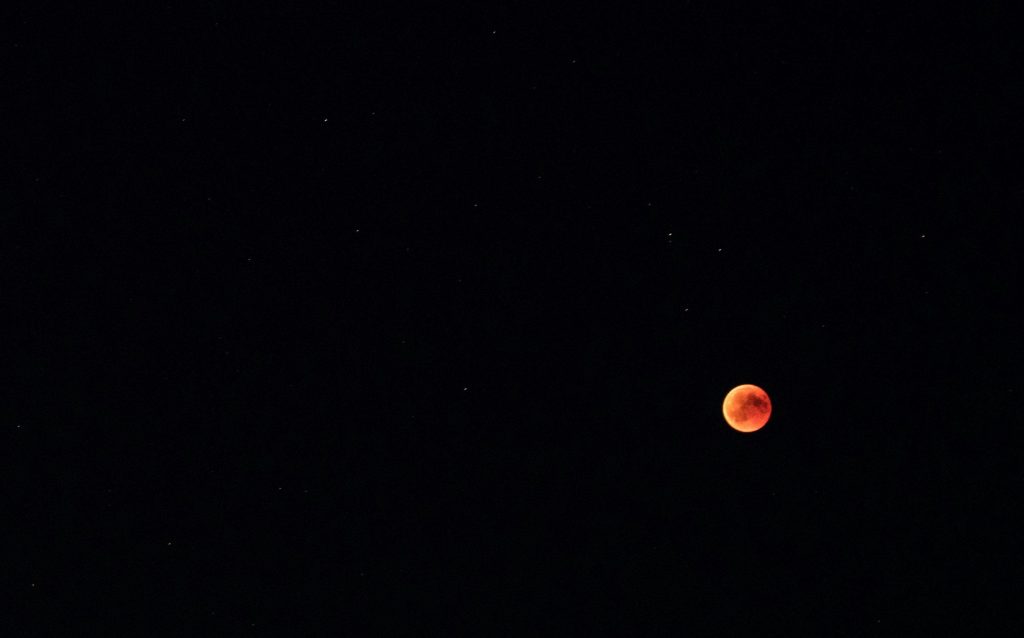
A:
722 384 771 433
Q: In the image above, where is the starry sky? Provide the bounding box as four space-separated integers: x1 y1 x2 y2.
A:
5 3 1021 634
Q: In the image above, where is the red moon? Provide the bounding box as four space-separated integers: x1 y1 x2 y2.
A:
723 384 771 433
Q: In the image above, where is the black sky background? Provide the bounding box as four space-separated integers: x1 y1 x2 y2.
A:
4 2 1022 634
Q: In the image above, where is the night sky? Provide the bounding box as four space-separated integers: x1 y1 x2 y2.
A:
6 3 1021 634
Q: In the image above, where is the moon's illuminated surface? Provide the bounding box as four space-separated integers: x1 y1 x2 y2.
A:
723 384 771 433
